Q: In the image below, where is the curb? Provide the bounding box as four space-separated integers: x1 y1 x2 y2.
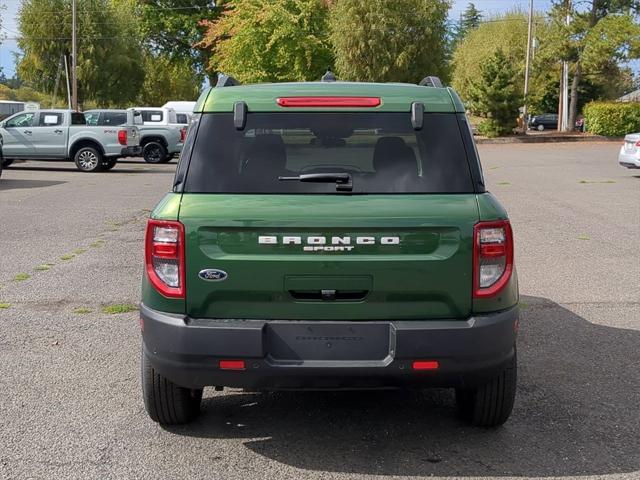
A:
475 135 622 145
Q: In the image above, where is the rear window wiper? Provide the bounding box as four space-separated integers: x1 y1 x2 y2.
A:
278 173 353 192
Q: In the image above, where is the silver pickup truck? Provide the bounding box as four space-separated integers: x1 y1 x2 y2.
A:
85 108 184 164
0 109 141 172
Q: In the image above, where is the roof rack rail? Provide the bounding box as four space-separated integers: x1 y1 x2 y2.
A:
419 76 443 88
216 73 240 88
321 68 337 82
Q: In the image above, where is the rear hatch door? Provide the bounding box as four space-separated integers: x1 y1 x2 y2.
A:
181 194 478 320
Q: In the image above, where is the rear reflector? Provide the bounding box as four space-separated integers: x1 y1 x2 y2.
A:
277 97 381 108
412 360 439 371
220 360 245 370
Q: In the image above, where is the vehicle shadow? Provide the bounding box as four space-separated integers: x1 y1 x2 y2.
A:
165 295 640 477
0 178 66 190
4 165 174 174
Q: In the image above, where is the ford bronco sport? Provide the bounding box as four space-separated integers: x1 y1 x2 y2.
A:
141 74 519 427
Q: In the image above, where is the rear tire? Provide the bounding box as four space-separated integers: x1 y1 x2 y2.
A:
455 348 517 427
2 158 13 168
141 350 202 425
74 146 103 172
142 142 168 164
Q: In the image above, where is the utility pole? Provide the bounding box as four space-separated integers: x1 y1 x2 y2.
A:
559 0 571 132
522 0 534 135
71 0 78 111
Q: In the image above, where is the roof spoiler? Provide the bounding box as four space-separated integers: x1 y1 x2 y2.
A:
419 76 443 88
216 73 241 88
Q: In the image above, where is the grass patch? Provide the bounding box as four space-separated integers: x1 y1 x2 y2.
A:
101 303 138 314
13 273 31 282
73 307 93 314
0 303 11 309
34 264 54 271
60 254 75 261
578 234 590 240
488 166 501 170
74 248 87 255
89 240 105 248
579 179 616 184
497 181 511 186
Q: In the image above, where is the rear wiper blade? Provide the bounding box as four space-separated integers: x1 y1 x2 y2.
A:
278 173 353 191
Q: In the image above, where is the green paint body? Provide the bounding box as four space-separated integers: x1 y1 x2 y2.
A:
143 82 517 320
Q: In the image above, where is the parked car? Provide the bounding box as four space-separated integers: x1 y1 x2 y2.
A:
162 101 196 125
140 74 519 427
0 134 3 178
528 113 558 131
129 107 185 163
618 133 640 169
0 109 141 172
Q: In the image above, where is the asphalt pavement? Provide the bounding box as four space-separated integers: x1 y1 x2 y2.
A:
0 143 638 480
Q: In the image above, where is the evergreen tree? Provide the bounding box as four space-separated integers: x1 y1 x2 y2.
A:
454 2 483 44
468 49 520 137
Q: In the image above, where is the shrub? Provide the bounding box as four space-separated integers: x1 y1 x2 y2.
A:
467 49 520 138
583 102 640 137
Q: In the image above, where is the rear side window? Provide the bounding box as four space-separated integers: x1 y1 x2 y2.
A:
71 113 86 125
141 110 163 122
176 113 189 124
183 112 474 194
39 113 63 126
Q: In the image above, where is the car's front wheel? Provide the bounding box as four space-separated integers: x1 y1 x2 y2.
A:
141 350 203 425
455 348 517 427
74 147 103 172
537 124 545 131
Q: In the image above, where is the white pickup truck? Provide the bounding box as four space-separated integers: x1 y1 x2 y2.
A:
0 109 141 172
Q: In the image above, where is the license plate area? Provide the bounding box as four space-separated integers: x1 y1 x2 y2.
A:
265 322 393 363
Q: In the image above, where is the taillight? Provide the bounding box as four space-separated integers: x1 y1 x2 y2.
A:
473 220 514 298
117 129 127 145
145 219 185 298
635 140 640 147
180 127 187 143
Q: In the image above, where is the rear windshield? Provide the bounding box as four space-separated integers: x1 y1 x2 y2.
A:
183 112 473 194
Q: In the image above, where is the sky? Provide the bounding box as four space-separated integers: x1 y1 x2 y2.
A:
0 0 634 79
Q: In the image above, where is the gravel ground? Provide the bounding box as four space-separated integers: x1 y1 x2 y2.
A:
0 145 638 480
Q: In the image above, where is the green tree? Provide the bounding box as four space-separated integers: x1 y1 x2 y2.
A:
452 2 483 45
139 0 223 84
17 0 145 106
546 0 640 130
329 0 449 83
137 54 202 105
202 0 333 83
467 49 520 137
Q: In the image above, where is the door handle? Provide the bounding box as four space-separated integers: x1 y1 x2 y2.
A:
54 129 63 134
23 130 32 135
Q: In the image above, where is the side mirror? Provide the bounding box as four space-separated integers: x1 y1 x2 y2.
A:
0 121 5 129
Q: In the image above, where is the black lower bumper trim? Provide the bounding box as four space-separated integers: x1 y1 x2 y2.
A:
141 304 518 390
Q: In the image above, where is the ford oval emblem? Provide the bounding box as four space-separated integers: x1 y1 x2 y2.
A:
198 269 228 282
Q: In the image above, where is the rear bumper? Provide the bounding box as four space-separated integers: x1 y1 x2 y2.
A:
141 304 518 390
120 145 142 157
618 149 640 168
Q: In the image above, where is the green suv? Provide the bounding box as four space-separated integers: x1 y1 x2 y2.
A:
141 74 519 427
